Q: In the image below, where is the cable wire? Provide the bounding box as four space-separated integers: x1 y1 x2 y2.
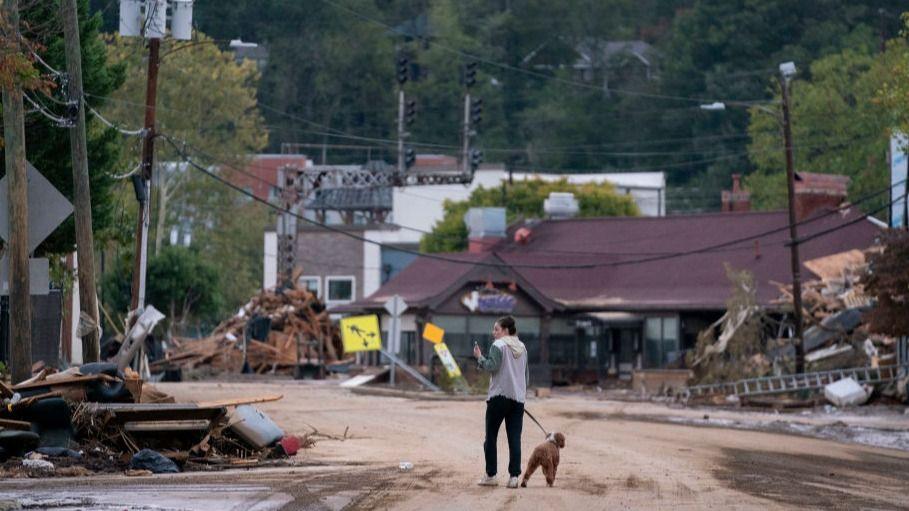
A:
162 133 900 271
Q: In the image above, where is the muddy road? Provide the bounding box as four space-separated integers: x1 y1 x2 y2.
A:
3 381 907 510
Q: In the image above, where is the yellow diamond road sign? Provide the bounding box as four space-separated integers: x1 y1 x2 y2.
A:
422 322 444 344
340 315 382 353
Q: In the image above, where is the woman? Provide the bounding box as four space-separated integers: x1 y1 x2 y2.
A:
473 315 529 489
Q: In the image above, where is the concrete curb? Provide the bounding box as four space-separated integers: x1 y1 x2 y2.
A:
348 386 486 401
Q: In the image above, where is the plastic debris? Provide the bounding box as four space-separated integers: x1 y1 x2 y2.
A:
824 377 870 407
129 449 179 474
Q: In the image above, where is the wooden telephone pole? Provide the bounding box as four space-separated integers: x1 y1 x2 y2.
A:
779 63 805 374
61 0 100 362
1 0 32 383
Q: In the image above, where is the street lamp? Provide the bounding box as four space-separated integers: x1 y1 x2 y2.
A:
700 61 807 374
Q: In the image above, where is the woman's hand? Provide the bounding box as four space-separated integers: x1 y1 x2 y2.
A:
473 344 482 359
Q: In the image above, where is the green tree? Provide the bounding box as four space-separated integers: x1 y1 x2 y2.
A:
655 0 904 202
146 246 222 334
2 0 125 253
102 32 267 252
745 41 906 212
100 31 270 321
102 246 222 335
420 178 638 252
878 13 909 136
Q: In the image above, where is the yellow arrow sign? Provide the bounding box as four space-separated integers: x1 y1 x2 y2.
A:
340 315 382 353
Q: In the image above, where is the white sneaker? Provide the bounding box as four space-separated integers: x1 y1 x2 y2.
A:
477 475 498 486
507 476 520 488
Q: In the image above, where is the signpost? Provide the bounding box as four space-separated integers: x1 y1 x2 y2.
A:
383 295 408 386
0 162 73 296
434 342 462 379
422 321 465 386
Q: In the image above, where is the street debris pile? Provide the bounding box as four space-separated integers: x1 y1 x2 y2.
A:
0 363 305 477
769 249 898 372
686 250 908 406
153 279 346 375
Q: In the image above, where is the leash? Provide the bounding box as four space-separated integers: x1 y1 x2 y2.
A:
523 408 548 436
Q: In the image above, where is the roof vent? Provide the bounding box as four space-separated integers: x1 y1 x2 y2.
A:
544 192 579 219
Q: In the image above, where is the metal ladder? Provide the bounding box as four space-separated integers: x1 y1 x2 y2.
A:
685 364 909 399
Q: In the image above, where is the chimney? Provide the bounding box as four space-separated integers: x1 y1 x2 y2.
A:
721 174 751 212
544 192 579 219
794 172 850 221
464 207 506 253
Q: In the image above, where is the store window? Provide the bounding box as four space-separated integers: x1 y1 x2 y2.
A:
644 316 679 368
326 276 355 304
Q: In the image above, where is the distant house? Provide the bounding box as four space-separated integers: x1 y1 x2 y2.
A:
265 160 666 308
340 174 882 385
523 39 659 94
229 39 269 71
223 153 312 202
573 39 657 85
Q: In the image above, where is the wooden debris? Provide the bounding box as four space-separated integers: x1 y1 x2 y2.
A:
193 394 283 408
0 418 32 430
153 281 342 375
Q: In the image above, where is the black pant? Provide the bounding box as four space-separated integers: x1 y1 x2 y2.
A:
484 395 524 477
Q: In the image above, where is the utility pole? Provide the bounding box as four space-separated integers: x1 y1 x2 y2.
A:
1 0 31 383
129 36 159 314
61 0 100 362
119 0 193 316
779 62 805 374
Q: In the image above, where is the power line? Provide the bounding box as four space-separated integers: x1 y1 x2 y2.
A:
162 133 900 272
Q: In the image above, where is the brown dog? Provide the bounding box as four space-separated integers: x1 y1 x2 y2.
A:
521 432 566 487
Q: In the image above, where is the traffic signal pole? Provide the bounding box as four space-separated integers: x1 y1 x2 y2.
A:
397 89 405 176
462 92 471 176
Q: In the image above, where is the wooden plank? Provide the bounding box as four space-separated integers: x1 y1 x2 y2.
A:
0 418 33 430
12 374 106 391
193 394 283 408
0 381 13 399
123 420 211 432
81 402 226 423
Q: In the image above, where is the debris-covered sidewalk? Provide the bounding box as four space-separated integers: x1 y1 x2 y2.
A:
0 363 305 478
685 249 909 407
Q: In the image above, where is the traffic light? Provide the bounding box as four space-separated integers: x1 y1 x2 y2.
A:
405 146 416 169
405 99 417 126
465 61 478 88
396 55 409 85
469 148 483 171
470 97 483 126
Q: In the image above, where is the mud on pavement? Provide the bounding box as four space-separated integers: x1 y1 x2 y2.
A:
714 448 909 510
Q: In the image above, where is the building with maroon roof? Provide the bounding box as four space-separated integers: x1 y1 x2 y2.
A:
342 174 884 385
222 154 312 202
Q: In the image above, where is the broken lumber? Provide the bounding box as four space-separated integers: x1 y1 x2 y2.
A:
193 394 283 408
